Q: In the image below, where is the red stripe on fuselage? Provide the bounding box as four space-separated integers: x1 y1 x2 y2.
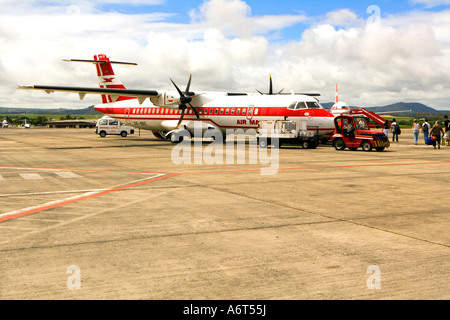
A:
95 102 335 133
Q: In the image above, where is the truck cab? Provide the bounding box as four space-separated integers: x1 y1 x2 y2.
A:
332 115 390 151
95 116 135 138
257 119 319 149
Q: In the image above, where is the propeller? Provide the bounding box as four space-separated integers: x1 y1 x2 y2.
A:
169 73 199 128
257 74 284 95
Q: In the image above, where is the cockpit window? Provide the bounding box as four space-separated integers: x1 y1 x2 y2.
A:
305 101 322 109
289 101 322 110
296 102 307 109
288 101 307 110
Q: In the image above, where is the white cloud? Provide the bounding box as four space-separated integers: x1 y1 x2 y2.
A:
1 0 450 110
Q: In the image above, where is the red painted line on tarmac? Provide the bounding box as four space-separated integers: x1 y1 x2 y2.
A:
174 161 450 175
0 173 178 223
2 160 449 223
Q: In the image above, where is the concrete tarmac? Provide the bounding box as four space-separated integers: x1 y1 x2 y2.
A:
0 127 449 300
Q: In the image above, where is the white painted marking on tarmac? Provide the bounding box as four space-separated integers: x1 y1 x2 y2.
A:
54 171 81 179
19 173 43 180
0 189 108 197
0 191 100 219
0 174 166 222
0 175 5 182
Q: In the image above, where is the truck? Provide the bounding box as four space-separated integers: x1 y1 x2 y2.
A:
257 119 319 149
95 116 135 137
332 114 390 151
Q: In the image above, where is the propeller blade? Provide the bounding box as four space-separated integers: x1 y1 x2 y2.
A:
185 72 192 95
169 77 184 97
188 103 199 119
176 107 186 128
269 74 273 95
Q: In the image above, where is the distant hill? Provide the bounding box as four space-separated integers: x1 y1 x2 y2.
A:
1 102 447 115
321 102 446 113
0 105 101 115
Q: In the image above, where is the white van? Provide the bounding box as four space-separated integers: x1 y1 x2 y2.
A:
95 116 135 137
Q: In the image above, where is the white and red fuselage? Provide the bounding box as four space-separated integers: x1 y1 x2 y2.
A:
94 94 335 137
19 54 336 138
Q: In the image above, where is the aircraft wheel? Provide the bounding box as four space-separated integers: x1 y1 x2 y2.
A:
169 133 182 143
334 138 346 151
361 141 372 151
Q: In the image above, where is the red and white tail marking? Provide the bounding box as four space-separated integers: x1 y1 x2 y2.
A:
94 54 135 103
335 83 338 103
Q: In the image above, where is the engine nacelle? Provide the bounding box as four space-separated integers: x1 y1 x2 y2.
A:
149 90 181 108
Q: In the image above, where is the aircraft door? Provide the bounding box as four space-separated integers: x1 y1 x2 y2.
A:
124 108 131 125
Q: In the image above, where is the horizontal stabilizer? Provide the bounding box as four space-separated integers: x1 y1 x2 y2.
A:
63 59 137 65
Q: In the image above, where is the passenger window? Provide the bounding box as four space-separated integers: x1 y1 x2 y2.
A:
215 108 218 114
231 108 235 115
254 108 259 115
210 108 213 114
236 109 240 115
242 108 246 115
225 109 229 115
220 109 224 115
248 108 252 115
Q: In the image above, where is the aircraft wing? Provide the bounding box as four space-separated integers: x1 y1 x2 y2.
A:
18 85 159 104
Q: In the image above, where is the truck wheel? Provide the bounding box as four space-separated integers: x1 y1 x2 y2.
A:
334 138 346 151
100 131 106 138
361 141 372 151
259 138 268 148
302 141 310 149
121 131 127 137
272 140 280 149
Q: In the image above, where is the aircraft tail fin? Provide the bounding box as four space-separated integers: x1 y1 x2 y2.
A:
335 83 338 103
64 54 137 103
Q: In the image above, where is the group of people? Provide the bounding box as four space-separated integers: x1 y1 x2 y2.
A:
414 115 449 149
383 116 450 149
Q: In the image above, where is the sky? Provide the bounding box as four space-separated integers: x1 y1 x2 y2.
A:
1 0 449 110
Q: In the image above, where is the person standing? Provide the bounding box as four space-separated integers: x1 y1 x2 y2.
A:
412 119 420 145
391 119 399 142
422 119 430 144
429 121 444 149
444 115 450 146
382 120 390 137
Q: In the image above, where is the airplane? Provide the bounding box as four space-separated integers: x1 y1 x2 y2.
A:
18 54 336 142
330 84 411 118
330 84 351 116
